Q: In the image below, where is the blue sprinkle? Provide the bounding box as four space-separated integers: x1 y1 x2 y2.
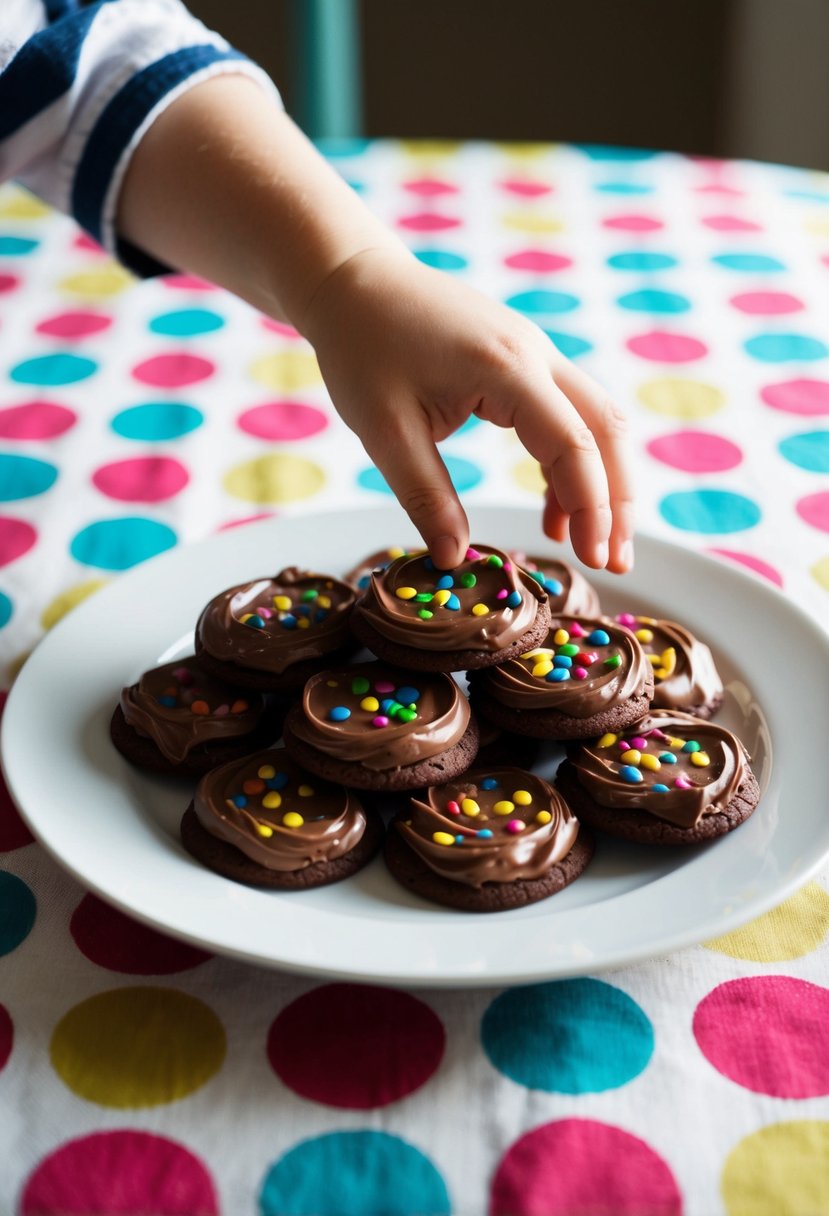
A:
157 695 176 707
659 752 677 764
435 575 454 590
544 578 564 595
445 594 461 611
380 698 396 714
507 591 522 608
297 603 312 617
232 794 248 808
314 608 328 623
588 629 610 646
546 667 570 682
553 655 572 668
481 778 498 790
395 686 420 704
455 835 465 845
328 706 351 722
268 772 290 790
477 828 493 839
620 766 643 783
529 570 546 585
244 614 265 629
357 575 370 590
281 614 297 629
424 558 434 570
653 784 670 793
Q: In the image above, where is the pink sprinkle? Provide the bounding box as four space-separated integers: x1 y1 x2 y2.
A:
506 819 525 833
256 605 273 619
650 728 668 740
496 588 508 600
674 774 694 789
466 547 481 560
446 800 461 815
372 715 390 728
173 666 193 684
617 613 637 627
214 704 229 717
375 681 395 694
502 561 512 571
568 622 585 637
573 666 588 679
630 736 648 750
617 740 631 750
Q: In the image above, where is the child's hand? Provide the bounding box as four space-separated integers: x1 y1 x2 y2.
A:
302 246 634 574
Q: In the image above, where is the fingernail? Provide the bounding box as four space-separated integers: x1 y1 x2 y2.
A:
594 541 609 568
619 539 634 571
432 535 460 570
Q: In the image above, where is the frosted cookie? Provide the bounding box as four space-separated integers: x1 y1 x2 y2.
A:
468 617 653 740
510 551 601 616
282 661 479 791
195 567 357 691
350 544 551 672
111 658 281 776
384 767 593 911
344 546 413 592
180 751 383 888
555 709 760 845
614 613 724 718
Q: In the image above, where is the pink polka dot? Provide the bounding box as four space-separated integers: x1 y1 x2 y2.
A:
397 212 461 232
236 401 328 441
267 983 445 1109
626 330 708 363
707 548 784 587
760 378 829 416
260 317 302 338
402 177 459 196
504 250 573 272
36 311 113 339
131 354 215 388
796 490 829 533
602 214 664 232
0 693 35 851
73 233 105 255
500 177 553 197
0 516 37 567
21 1130 218 1216
694 183 745 196
731 291 804 316
694 976 829 1098
92 457 189 503
0 273 19 293
162 274 217 291
490 1118 682 1216
216 512 274 531
646 429 743 473
0 400 77 440
70 894 211 974
702 215 763 232
0 1003 12 1072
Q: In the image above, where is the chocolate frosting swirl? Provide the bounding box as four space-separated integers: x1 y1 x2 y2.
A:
614 614 723 711
568 709 753 828
399 767 581 887
120 658 264 763
510 552 601 616
475 616 651 718
193 750 367 871
356 544 546 651
196 567 355 674
289 661 471 772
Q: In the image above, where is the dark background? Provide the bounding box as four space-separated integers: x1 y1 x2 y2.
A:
190 0 829 170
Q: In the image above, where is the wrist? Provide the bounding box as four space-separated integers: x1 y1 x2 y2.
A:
295 242 415 348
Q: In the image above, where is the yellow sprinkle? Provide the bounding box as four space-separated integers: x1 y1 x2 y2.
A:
598 733 618 748
639 616 657 625
327 680 338 687
513 789 533 806
273 595 292 611
254 822 273 838
298 784 314 796
668 737 685 749
553 628 570 646
620 749 641 766
396 586 417 600
433 589 451 606
472 603 490 616
648 653 662 666
654 668 668 680
535 810 552 825
690 752 710 767
262 792 282 810
635 628 654 643
317 595 332 609
433 831 456 846
389 547 405 559
659 647 676 677
461 798 480 817
532 661 554 677
282 811 304 828
493 800 515 816
240 613 253 623
258 765 276 779
361 696 380 712
640 754 661 771
297 618 310 629
521 648 553 660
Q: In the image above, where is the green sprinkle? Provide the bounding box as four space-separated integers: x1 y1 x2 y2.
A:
485 555 504 568
414 592 433 603
418 609 433 619
558 643 579 657
300 589 319 601
682 740 701 753
398 707 418 723
460 572 477 588
603 654 621 669
351 676 370 695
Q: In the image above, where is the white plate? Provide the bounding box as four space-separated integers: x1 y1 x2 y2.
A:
4 505 829 986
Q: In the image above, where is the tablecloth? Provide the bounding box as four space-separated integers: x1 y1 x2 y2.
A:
1 140 829 1216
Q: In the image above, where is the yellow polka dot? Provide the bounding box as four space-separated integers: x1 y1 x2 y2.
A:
58 265 135 298
512 458 545 496
223 454 325 504
249 350 322 391
498 142 557 159
0 185 51 219
50 987 225 1108
705 882 829 961
501 212 564 234
810 556 829 591
722 1121 829 1216
637 377 725 420
40 579 108 631
400 140 461 160
805 217 829 237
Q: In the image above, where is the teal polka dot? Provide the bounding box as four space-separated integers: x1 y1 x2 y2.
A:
9 353 97 386
357 454 482 494
70 517 177 570
506 290 580 315
0 872 36 956
0 591 11 629
259 1131 450 1216
607 252 678 272
0 236 39 256
454 414 482 435
482 979 653 1094
616 289 691 314
414 249 469 271
595 181 654 195
577 145 657 161
744 333 828 363
345 179 366 193
315 137 371 158
784 189 829 204
0 453 58 501
712 253 786 273
543 329 594 359
111 402 204 441
148 308 225 337
779 430 829 472
659 489 761 533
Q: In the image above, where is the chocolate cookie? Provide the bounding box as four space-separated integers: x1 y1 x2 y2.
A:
282 661 480 790
555 709 760 844
468 617 654 740
195 567 357 691
344 545 414 592
180 751 383 888
613 612 724 718
384 766 593 911
350 544 551 672
111 658 283 776
509 551 602 616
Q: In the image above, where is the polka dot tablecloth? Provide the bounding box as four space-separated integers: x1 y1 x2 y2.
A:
1 142 829 1215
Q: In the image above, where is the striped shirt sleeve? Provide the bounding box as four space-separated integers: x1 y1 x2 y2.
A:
0 0 282 275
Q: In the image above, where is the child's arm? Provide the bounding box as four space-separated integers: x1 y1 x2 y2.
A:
117 76 634 574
